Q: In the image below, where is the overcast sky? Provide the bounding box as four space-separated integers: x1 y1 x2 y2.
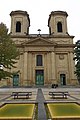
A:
0 0 80 42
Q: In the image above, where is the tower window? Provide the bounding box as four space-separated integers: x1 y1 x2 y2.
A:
16 21 21 32
57 22 62 32
36 55 43 66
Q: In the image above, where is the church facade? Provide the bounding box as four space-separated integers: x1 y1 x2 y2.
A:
0 10 77 87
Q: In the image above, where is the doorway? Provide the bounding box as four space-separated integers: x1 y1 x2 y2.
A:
13 74 19 86
35 70 44 85
60 74 66 85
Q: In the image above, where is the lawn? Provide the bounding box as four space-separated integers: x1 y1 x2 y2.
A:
47 103 80 119
0 103 35 119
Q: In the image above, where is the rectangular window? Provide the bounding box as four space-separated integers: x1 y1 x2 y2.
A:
36 55 43 66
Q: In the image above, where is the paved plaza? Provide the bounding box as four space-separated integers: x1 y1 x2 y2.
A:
0 87 80 119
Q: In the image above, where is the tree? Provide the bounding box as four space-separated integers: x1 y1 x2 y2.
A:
0 23 19 79
74 40 80 84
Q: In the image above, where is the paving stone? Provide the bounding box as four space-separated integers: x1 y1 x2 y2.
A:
36 88 47 120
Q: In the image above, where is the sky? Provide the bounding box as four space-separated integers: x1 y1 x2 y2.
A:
0 0 80 43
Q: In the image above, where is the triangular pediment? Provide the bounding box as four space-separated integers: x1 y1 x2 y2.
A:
21 36 56 46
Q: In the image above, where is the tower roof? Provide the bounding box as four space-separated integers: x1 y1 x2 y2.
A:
50 11 68 16
10 10 28 16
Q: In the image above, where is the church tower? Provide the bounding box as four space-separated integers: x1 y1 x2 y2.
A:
48 11 68 35
10 10 30 35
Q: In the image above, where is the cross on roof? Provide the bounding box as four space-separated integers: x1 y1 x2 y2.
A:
37 29 41 35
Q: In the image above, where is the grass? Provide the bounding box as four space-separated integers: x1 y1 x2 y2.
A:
0 103 35 119
46 103 80 119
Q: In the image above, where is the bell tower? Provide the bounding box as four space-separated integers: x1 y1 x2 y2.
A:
10 10 30 35
48 11 68 35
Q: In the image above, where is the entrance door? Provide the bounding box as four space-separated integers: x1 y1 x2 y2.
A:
36 70 44 85
13 74 19 86
60 74 66 85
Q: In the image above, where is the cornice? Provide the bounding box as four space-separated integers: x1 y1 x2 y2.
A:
56 44 75 48
11 34 74 39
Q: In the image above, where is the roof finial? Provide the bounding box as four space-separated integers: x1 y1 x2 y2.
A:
37 29 41 35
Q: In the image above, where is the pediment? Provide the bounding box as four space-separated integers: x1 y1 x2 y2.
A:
21 37 56 46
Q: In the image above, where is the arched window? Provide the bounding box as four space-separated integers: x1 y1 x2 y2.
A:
16 21 21 32
57 22 62 32
36 55 43 66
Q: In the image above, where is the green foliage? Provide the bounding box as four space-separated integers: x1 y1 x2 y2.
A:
0 23 19 79
74 40 80 84
0 69 12 79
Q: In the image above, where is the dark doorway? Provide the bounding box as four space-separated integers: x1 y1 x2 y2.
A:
35 70 44 85
60 74 66 85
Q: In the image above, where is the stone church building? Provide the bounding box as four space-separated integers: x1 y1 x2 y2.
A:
1 10 77 87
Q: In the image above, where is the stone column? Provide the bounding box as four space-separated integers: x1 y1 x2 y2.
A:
23 52 28 85
32 53 35 85
51 52 56 83
19 54 24 86
44 53 47 85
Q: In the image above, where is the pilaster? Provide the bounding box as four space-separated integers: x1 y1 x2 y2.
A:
68 53 71 83
23 52 28 85
51 52 56 83
69 52 76 80
70 52 75 80
47 52 50 84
